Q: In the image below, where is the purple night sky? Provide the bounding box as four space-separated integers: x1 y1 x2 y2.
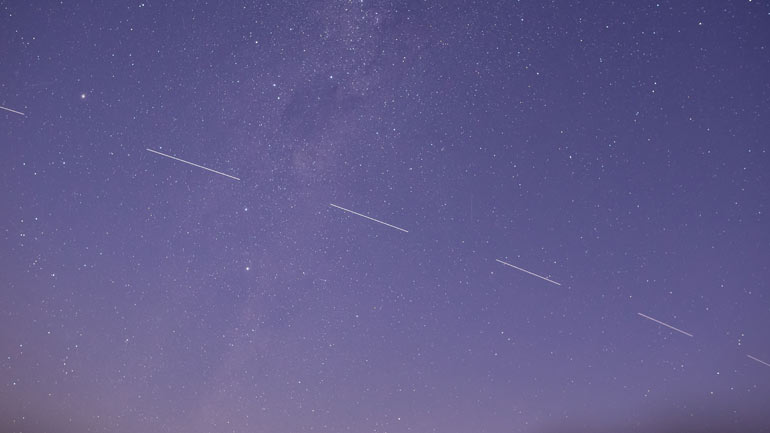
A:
2 1 770 432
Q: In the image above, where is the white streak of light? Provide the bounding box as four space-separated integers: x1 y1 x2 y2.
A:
329 203 408 233
637 312 693 337
747 355 770 368
146 148 240 181
0 105 25 116
495 259 561 286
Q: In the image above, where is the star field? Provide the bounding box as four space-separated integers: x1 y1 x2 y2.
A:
2 1 770 432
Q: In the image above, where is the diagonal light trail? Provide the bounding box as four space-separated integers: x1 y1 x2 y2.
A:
495 259 561 286
747 354 770 368
146 148 240 181
637 312 693 337
0 105 25 116
329 203 408 233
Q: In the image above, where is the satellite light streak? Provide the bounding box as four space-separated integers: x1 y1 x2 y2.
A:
747 355 770 368
329 203 408 233
146 148 240 181
637 312 693 337
0 105 25 116
495 259 561 286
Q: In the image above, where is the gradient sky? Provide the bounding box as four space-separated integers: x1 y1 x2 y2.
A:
2 1 770 432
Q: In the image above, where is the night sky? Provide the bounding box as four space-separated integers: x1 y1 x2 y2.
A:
2 1 770 432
